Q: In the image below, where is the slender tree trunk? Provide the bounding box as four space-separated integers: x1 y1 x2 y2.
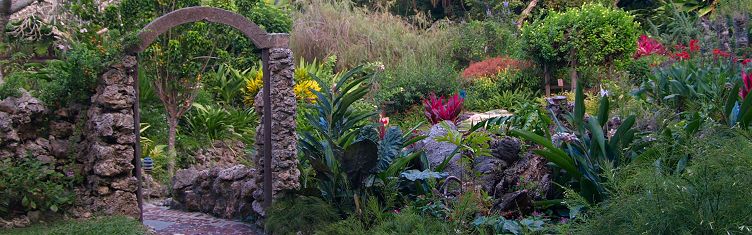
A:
569 48 578 91
544 64 550 96
517 0 538 27
0 0 11 41
570 64 577 91
166 115 178 180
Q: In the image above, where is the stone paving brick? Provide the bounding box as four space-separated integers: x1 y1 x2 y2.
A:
143 203 260 235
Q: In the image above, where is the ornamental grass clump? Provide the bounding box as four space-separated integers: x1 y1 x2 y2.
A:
423 93 464 124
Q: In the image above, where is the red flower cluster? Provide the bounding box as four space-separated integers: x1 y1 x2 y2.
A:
461 57 531 80
635 35 665 58
670 39 699 61
689 39 700 52
713 49 731 58
423 93 464 125
741 70 752 99
742 58 752 66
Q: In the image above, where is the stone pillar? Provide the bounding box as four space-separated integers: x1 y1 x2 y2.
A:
252 48 299 216
80 56 140 218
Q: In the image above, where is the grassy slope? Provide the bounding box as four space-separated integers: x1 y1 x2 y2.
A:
0 216 148 235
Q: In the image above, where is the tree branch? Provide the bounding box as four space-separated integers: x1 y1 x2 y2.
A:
517 0 538 28
11 0 39 14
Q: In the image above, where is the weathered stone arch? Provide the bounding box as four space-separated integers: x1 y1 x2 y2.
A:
84 6 298 222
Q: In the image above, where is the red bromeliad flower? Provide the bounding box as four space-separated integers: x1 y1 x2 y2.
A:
378 114 390 139
742 58 752 66
713 49 731 58
689 39 700 52
635 35 665 58
423 93 464 125
741 70 752 99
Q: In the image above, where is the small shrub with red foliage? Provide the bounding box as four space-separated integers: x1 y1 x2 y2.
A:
423 93 464 124
461 57 531 80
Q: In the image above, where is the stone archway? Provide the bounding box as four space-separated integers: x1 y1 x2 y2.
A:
83 6 298 221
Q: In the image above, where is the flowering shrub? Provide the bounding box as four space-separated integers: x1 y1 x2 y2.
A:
460 57 531 80
243 66 323 105
423 93 464 124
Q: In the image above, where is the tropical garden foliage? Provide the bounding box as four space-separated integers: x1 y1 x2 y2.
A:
2 0 752 234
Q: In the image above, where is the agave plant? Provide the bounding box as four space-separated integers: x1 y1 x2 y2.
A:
511 84 643 202
423 93 464 125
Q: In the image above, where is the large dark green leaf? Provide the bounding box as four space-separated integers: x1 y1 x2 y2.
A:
340 139 378 190
375 127 405 172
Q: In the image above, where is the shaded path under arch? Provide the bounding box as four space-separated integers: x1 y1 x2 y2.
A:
142 202 261 235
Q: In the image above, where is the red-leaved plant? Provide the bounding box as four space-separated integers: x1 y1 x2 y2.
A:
741 70 752 99
460 57 531 80
635 35 665 58
423 93 464 125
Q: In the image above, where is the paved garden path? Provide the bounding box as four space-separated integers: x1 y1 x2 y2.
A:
142 203 261 235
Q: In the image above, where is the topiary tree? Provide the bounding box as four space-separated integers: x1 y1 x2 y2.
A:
522 3 639 94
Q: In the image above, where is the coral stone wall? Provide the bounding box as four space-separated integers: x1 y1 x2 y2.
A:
78 56 140 218
171 165 257 220
252 48 300 216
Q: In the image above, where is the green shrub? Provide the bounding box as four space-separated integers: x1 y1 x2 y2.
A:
376 55 460 113
314 210 453 235
0 157 74 216
370 210 453 234
315 217 368 235
573 129 752 234
0 73 25 99
496 66 543 92
238 1 292 33
522 3 639 83
452 20 520 65
266 195 341 235
465 79 535 112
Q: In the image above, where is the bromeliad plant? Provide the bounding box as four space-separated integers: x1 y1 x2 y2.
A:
423 93 464 124
511 84 642 203
299 66 425 214
723 69 752 129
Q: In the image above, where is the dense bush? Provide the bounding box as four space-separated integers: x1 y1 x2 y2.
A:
0 158 74 216
573 129 752 234
522 3 640 85
265 195 340 235
452 21 521 66
376 56 460 113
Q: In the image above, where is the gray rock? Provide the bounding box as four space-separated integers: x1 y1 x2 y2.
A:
218 165 249 181
173 169 198 190
418 121 464 178
172 165 257 220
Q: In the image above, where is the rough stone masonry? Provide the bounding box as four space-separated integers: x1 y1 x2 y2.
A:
252 48 300 216
79 56 140 218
